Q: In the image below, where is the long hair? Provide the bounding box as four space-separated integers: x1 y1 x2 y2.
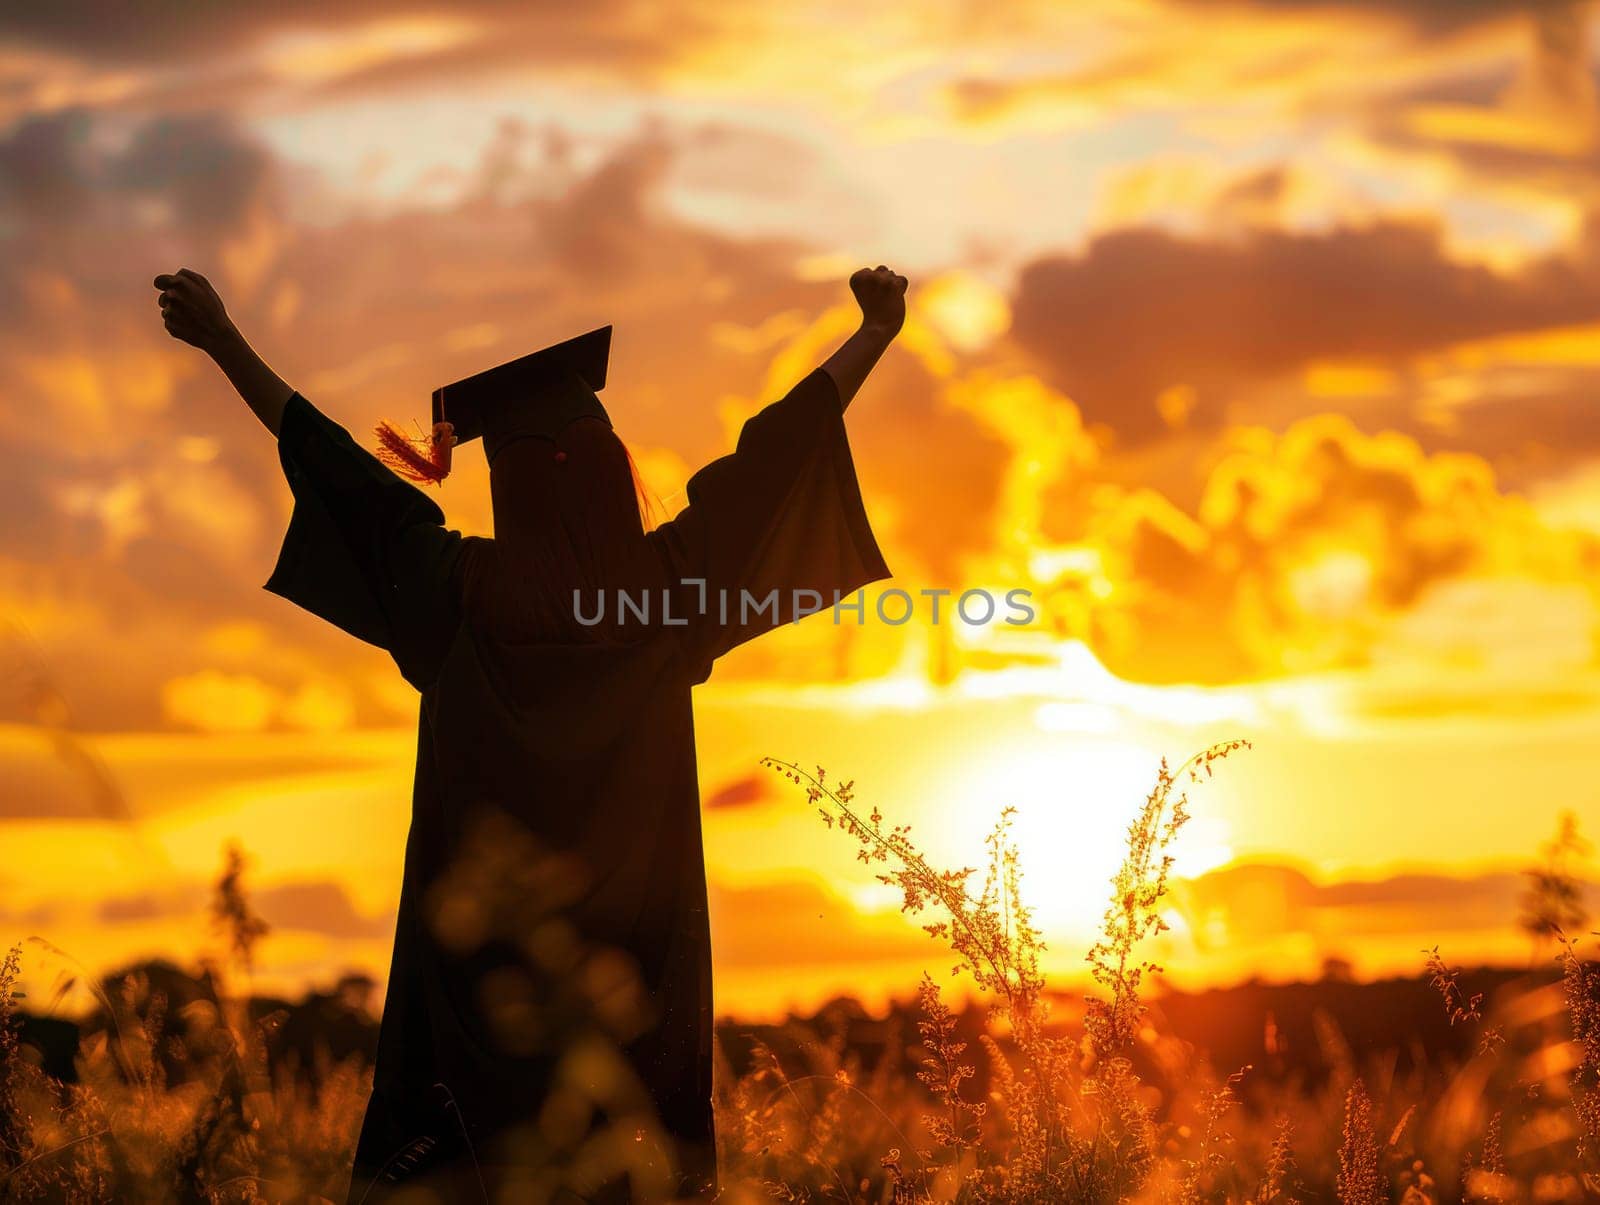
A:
477 417 664 644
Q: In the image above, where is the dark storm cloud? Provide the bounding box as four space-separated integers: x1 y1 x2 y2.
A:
1009 220 1600 441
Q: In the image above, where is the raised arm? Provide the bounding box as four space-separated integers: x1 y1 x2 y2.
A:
153 268 294 436
821 265 907 411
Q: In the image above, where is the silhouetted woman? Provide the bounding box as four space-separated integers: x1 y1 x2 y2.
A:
153 265 903 1202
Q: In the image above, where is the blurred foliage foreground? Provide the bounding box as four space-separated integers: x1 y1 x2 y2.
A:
2 741 1598 1203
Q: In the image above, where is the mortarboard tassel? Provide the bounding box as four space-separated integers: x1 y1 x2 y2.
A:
375 419 456 485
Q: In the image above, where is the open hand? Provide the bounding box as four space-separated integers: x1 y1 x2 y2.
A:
153 268 236 353
849 265 908 338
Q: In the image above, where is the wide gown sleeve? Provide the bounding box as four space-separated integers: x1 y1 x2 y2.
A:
264 391 466 691
648 368 891 681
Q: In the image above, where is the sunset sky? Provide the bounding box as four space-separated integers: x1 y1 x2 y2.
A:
2 0 1599 1018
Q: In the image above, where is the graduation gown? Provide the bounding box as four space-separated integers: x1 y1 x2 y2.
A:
264 369 889 1202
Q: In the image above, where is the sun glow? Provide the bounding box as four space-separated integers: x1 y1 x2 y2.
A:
938 737 1232 940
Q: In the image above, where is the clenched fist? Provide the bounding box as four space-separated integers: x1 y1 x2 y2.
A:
153 268 236 353
850 265 908 338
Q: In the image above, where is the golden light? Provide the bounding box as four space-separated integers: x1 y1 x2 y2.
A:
916 271 1012 353
261 17 481 86
1287 547 1374 620
1303 360 1399 399
161 670 280 733
938 736 1232 942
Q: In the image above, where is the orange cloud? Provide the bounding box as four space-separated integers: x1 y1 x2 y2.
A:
1021 411 1600 681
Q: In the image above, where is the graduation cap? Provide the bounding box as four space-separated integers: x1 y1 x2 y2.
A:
375 326 613 484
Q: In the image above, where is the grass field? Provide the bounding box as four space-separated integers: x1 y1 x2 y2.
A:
1 744 1595 1202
